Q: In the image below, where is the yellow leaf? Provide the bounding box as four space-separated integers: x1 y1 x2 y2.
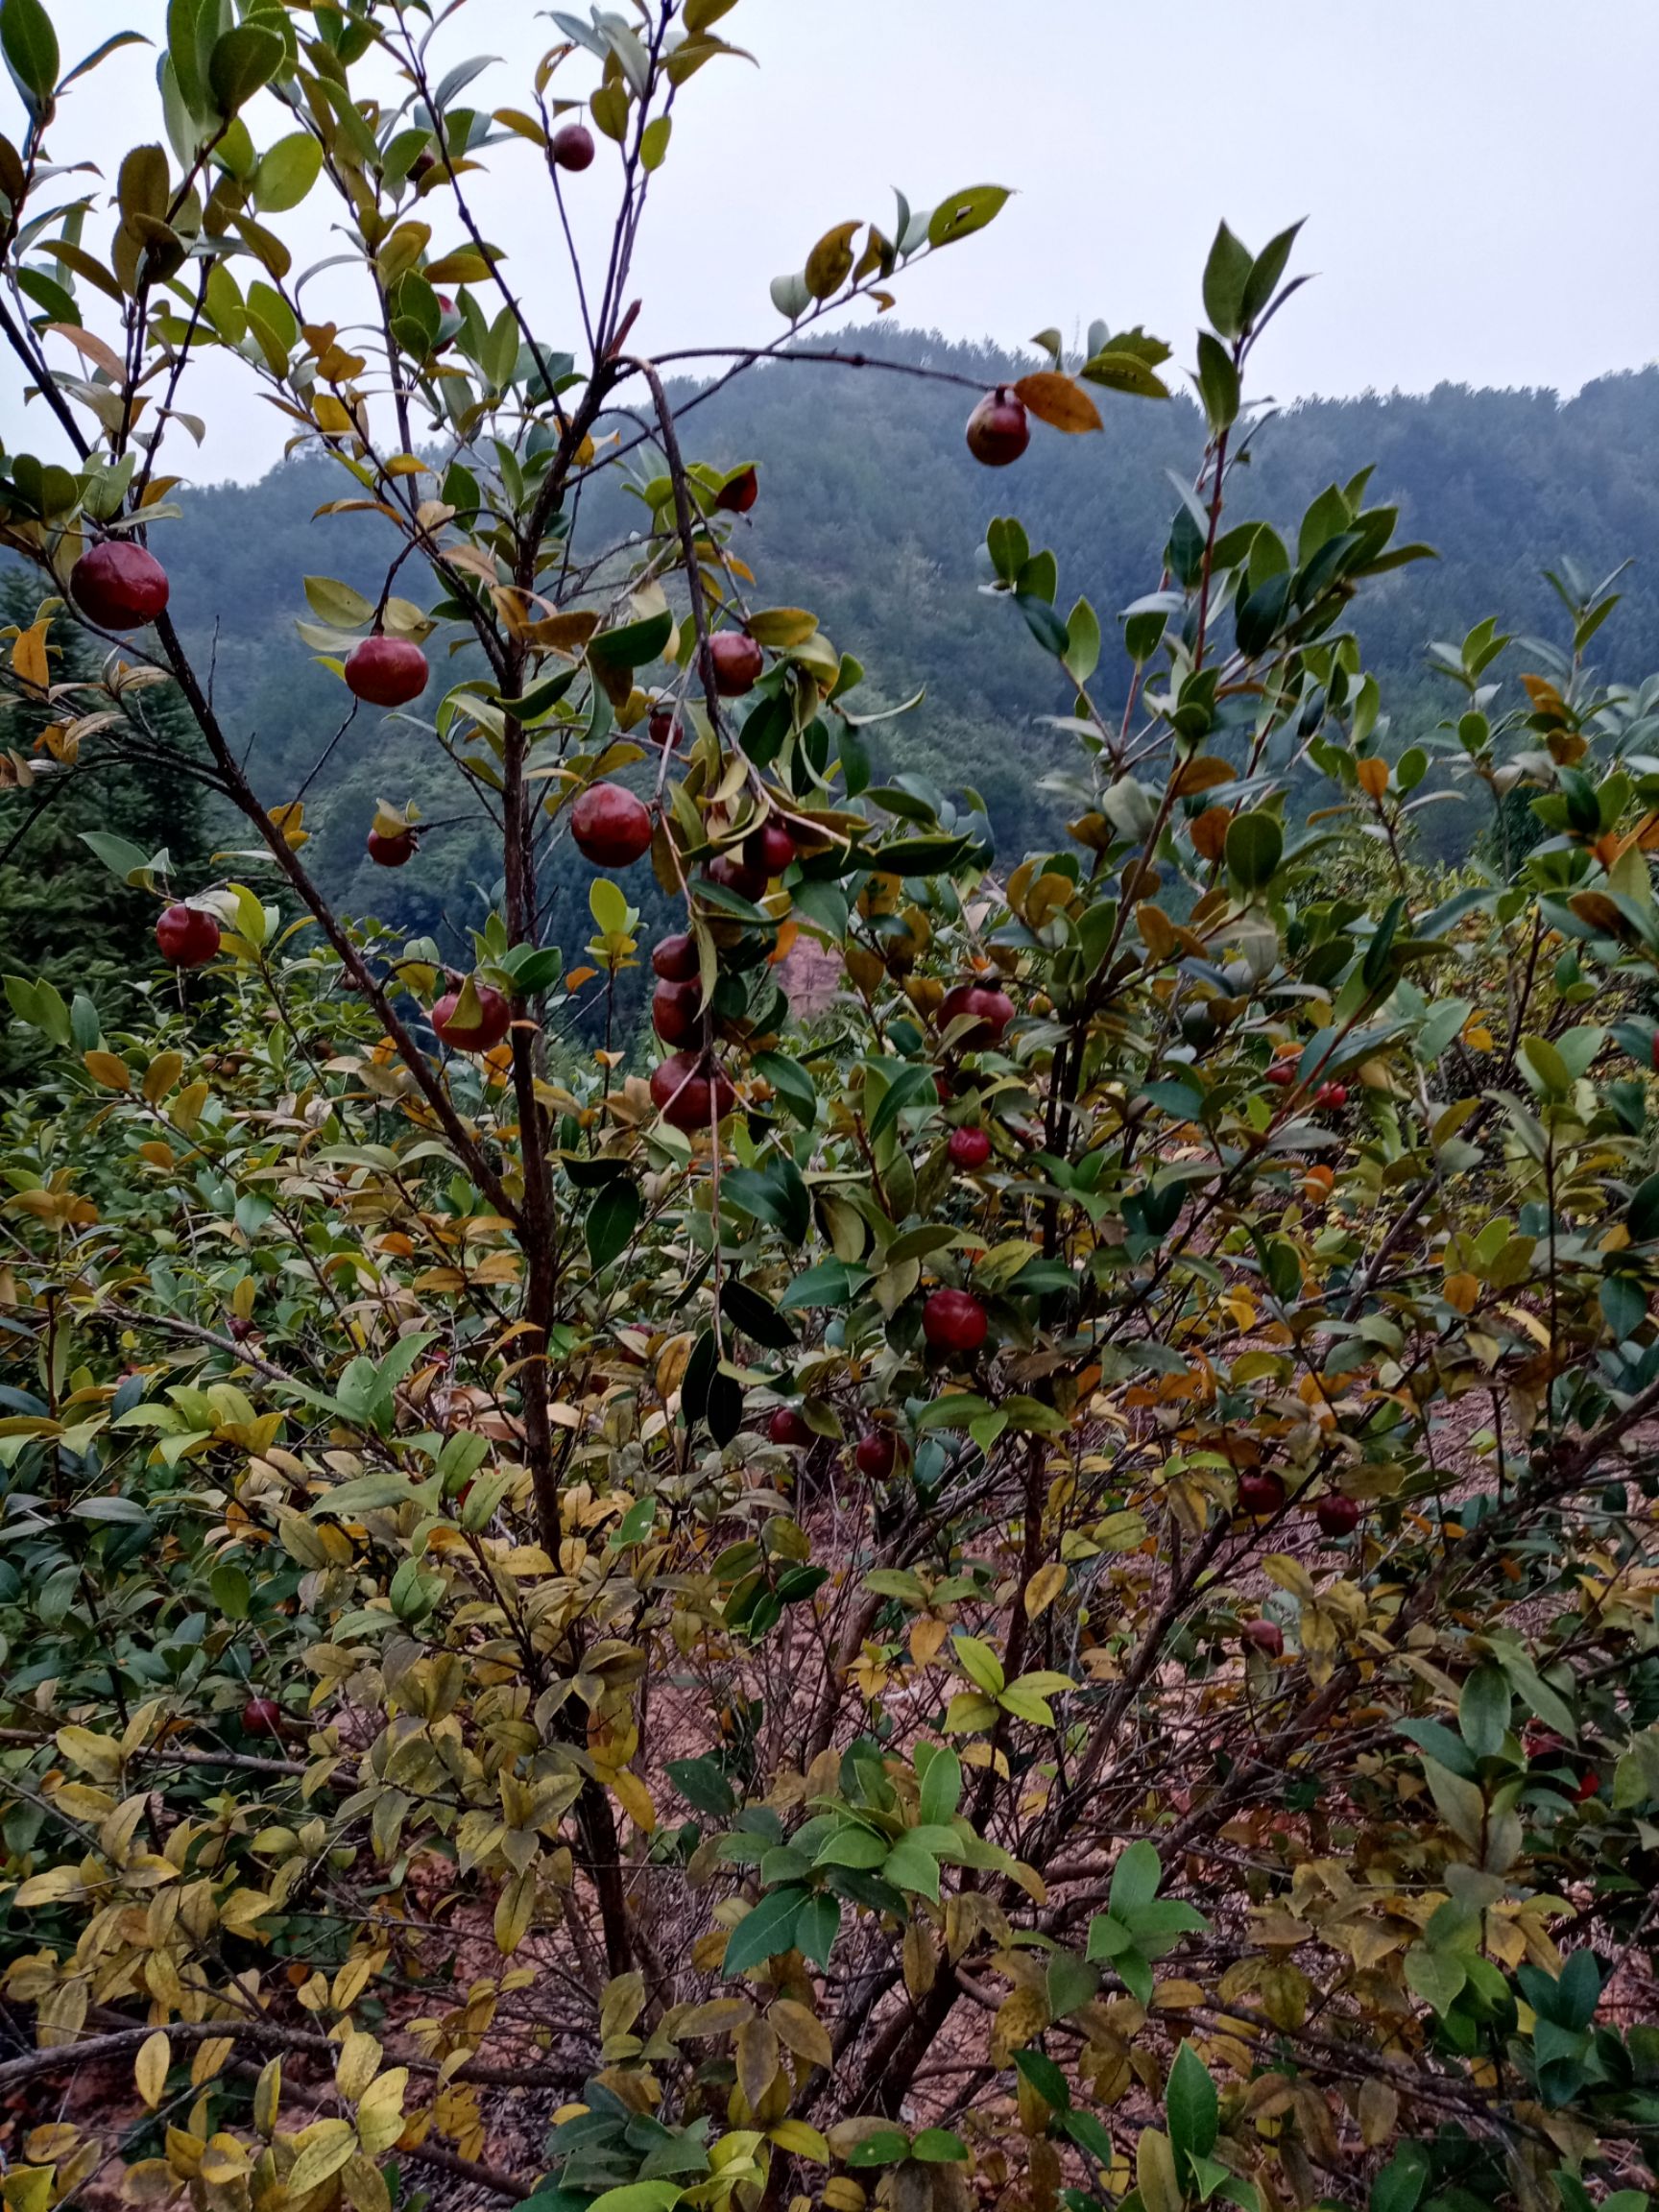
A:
335 2031 381 2104
494 1868 535 1955
252 2056 281 2138
169 1081 209 1134
1443 1272 1480 1314
1023 1561 1067 1619
1357 757 1389 799
610 1767 656 1833
141 1051 182 1103
769 2120 829 2163
313 394 355 436
56 1723 123 1780
805 219 860 299
768 1998 831 2070
354 2068 407 2156
84 1050 131 1091
284 2119 358 2199
189 2036 233 2087
1013 371 1103 435
135 2030 170 2109
12 618 49 692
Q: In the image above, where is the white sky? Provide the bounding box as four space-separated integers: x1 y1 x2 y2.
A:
4 0 1659 485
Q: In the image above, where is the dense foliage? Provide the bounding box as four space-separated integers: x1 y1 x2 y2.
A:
4 10 1659 2212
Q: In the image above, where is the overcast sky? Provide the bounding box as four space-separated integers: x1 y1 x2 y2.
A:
4 0 1659 484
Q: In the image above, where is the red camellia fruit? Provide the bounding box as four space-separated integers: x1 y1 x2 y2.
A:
367 826 416 867
949 1126 992 1170
939 981 1015 1048
70 540 171 629
652 977 702 1046
709 631 763 695
1316 1081 1349 1110
707 853 769 902
855 1428 898 1480
431 984 512 1053
965 387 1030 468
768 1407 814 1448
650 1050 735 1131
1266 1061 1296 1088
715 465 759 515
242 1697 283 1738
550 121 595 170
1315 1493 1362 1539
345 634 429 709
1237 1468 1286 1517
649 705 679 749
571 781 653 867
156 903 221 968
744 820 797 878
922 1287 988 1357
652 931 700 982
1242 1619 1284 1658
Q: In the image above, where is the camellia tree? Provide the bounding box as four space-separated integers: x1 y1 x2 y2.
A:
8 6 1659 2212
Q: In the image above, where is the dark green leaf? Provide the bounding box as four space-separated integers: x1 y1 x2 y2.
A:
586 1178 639 1271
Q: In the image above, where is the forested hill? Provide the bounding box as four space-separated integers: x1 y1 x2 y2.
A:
145 327 1659 928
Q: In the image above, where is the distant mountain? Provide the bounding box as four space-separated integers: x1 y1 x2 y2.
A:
108 330 1659 936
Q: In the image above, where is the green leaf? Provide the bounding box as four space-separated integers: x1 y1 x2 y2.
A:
586 2186 684 2212
881 1837 939 1900
1015 592 1070 657
1459 1666 1511 1759
723 1884 810 1973
1224 810 1282 892
1109 1839 1163 1918
253 131 322 212
1194 331 1240 435
2 0 60 111
589 610 673 671
586 1178 639 1272
846 2130 909 2171
1013 2048 1070 2110
793 1892 839 1966
917 1744 961 1825
719 1278 797 1351
1166 2043 1218 2167
867 1060 939 1143
207 22 283 113
909 2131 968 2164
1201 221 1254 340
752 1049 817 1127
79 830 153 883
926 184 1009 248
303 575 372 629
1239 221 1304 329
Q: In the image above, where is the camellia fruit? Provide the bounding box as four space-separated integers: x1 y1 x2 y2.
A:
965 386 1030 468
652 931 700 982
242 1697 283 1737
550 121 595 170
1266 1061 1295 1088
570 781 652 868
156 903 221 968
431 983 512 1053
949 1126 992 1170
744 820 797 878
715 464 758 514
768 1407 814 1448
1315 1493 1362 1539
367 826 416 867
1237 1468 1286 1517
649 704 679 749
940 981 1015 1049
855 1428 898 1480
709 631 763 696
70 539 171 629
1242 1618 1284 1658
650 1050 735 1131
652 977 702 1046
707 852 769 902
1316 1081 1349 1110
345 634 429 709
922 1287 988 1357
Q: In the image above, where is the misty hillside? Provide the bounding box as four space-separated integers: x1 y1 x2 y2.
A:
110 328 1659 930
